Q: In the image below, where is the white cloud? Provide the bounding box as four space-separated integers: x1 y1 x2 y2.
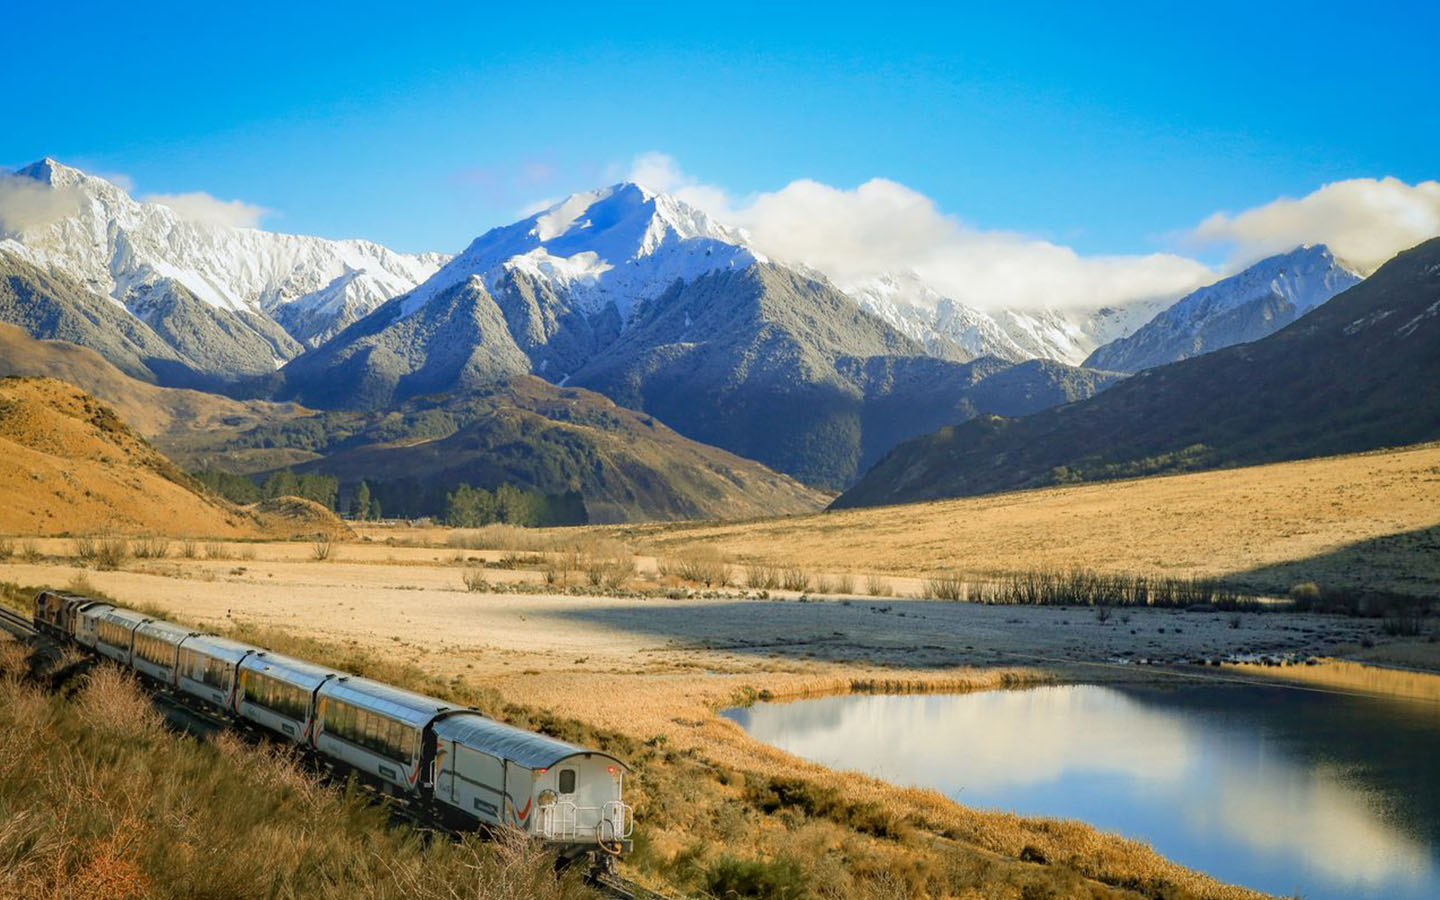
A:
1189 177 1440 275
625 153 1213 311
0 174 84 233
142 191 270 228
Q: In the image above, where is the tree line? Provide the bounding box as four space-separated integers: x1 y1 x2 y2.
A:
190 469 587 527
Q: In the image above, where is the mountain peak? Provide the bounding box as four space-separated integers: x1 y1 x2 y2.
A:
399 180 761 319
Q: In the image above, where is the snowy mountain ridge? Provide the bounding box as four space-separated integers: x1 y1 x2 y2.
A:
399 182 762 320
2 159 446 349
1084 244 1363 372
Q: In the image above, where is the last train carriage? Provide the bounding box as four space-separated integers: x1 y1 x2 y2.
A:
31 590 633 867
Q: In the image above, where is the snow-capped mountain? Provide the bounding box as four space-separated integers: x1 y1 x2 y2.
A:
0 159 445 380
398 182 760 321
1084 245 1363 372
843 270 1169 365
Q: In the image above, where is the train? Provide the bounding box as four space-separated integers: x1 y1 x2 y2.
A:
32 590 633 870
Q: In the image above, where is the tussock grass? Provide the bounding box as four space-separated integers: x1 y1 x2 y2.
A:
447 524 554 553
0 537 12 560
311 539 335 561
0 656 595 900
19 540 40 563
659 547 730 587
864 574 894 597
203 541 231 560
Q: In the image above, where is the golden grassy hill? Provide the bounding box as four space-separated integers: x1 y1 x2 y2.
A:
0 376 346 538
607 442 1440 597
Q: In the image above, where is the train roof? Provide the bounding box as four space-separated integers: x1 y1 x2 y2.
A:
134 618 198 643
318 676 462 729
239 650 343 690
96 607 150 627
433 712 629 772
179 633 260 664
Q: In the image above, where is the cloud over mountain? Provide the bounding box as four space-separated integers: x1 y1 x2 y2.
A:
142 191 271 228
624 153 1213 312
1190 176 1440 275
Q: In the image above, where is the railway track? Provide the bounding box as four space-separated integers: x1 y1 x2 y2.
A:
0 604 38 639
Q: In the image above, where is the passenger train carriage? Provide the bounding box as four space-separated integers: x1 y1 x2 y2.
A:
30 590 633 868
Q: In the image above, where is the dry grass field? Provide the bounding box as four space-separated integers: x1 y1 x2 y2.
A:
3 443 1438 898
593 442 1440 597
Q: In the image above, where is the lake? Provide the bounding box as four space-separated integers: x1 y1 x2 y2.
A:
723 683 1440 899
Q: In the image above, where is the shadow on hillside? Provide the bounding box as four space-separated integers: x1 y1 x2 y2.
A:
1227 524 1440 600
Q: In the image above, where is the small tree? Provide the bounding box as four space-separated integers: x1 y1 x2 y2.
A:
369 497 382 521
353 481 372 521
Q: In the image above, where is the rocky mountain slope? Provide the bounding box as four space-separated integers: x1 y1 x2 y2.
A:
0 323 826 523
0 159 444 384
845 269 1170 365
1084 245 1362 372
278 186 1123 487
833 238 1440 508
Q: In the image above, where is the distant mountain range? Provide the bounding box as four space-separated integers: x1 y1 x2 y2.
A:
271 184 1123 486
0 159 443 386
833 237 1440 508
3 158 1414 510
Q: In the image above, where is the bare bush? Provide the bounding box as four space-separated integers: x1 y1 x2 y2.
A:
0 537 13 560
446 525 553 553
179 539 199 559
745 563 779 590
311 540 335 561
20 539 41 563
204 541 232 560
239 545 257 560
462 569 490 593
661 547 730 587
864 574 893 597
834 573 856 595
780 568 810 592
132 535 170 559
925 572 966 601
72 535 97 561
93 535 130 571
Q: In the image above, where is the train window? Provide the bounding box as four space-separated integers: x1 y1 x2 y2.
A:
558 769 576 794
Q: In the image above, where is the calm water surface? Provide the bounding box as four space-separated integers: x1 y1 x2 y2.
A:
723 684 1440 900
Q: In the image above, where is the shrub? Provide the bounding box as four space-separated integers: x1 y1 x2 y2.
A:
833 573 856 595
93 535 130 571
20 540 41 563
132 536 170 559
72 535 97 561
179 540 199 559
204 542 232 560
864 575 894 597
925 572 966 601
0 537 12 560
462 569 490 593
661 548 729 587
703 855 809 900
311 540 335 561
745 563 780 590
1289 582 1321 607
780 568 810 592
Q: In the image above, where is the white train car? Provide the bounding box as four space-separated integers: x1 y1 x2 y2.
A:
92 607 150 665
177 635 258 708
314 676 460 794
73 602 115 649
236 651 339 744
129 619 199 685
432 713 632 856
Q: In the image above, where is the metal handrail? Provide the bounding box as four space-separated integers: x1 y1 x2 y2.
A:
538 799 633 840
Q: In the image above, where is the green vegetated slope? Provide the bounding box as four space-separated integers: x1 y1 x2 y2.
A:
835 237 1440 508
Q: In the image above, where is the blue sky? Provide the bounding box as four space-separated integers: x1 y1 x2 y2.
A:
4 1 1436 263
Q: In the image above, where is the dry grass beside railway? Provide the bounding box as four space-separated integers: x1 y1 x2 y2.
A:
0 580 1277 900
0 636 597 900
